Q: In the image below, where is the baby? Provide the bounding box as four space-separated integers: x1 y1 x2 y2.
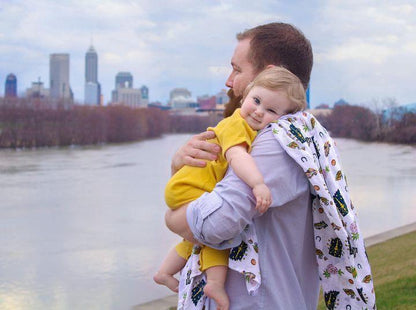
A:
154 66 306 310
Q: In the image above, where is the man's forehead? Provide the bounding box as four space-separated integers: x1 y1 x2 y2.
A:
231 39 251 65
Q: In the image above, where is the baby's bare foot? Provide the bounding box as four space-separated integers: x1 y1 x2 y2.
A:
153 272 179 293
203 281 229 310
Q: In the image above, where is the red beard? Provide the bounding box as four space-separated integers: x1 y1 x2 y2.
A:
223 89 242 118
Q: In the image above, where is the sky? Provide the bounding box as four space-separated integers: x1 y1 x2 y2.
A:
0 0 415 108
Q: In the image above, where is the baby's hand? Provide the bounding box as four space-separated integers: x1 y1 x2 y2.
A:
253 183 272 213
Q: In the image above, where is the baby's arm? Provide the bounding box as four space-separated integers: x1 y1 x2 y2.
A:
225 144 272 213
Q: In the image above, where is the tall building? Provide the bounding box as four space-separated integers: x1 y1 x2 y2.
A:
84 45 101 105
115 72 133 89
49 53 73 101
85 46 98 83
5 73 17 98
111 72 148 107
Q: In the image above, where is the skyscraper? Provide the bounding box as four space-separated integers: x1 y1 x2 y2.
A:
85 46 97 83
111 72 148 107
49 53 72 101
115 72 133 89
84 45 101 105
5 73 17 98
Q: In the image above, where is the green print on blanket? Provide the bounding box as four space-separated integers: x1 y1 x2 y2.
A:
271 112 376 309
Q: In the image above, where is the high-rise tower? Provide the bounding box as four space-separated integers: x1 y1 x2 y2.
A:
5 73 17 98
111 72 148 107
49 53 72 101
115 72 133 89
85 46 98 83
84 45 101 105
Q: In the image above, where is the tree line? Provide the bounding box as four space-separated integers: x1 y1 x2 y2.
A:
0 98 414 148
316 105 415 144
0 99 222 148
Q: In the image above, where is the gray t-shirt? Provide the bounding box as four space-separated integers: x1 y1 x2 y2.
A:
186 125 320 310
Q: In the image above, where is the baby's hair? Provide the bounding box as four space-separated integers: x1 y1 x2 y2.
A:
242 66 307 113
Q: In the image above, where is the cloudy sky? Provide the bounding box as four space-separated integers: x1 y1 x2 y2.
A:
0 0 415 108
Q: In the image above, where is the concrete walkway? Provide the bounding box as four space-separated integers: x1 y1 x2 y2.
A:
132 294 177 310
364 222 416 246
133 222 416 310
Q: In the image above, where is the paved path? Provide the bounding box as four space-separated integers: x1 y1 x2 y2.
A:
364 222 416 246
134 222 416 310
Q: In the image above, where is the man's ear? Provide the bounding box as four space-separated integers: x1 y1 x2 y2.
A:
265 64 276 69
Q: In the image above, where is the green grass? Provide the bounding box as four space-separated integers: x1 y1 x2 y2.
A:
160 230 416 310
318 230 416 309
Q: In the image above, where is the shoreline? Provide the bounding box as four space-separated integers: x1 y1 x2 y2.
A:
133 222 416 310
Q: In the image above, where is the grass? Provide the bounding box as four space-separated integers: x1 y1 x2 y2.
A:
153 230 416 310
318 230 416 309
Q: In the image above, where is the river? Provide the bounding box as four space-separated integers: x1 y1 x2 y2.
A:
0 134 415 309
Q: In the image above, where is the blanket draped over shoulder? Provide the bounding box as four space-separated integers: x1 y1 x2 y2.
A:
271 111 376 310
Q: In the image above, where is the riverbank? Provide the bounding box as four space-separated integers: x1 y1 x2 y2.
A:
134 222 416 310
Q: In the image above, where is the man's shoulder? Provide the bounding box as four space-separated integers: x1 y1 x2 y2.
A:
251 125 287 156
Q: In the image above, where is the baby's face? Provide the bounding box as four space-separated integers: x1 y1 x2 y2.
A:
240 86 292 130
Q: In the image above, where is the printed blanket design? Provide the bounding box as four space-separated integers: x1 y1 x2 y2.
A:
271 111 376 310
177 226 260 310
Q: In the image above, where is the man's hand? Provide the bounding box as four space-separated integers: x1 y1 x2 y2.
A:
253 183 272 214
171 131 221 175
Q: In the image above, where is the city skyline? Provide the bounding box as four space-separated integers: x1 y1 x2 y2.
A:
1 1 415 108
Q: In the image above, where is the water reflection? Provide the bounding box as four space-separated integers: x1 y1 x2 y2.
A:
0 135 415 309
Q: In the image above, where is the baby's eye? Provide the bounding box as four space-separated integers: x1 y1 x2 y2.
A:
253 97 260 105
268 109 277 114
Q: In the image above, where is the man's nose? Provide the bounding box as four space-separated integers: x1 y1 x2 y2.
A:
225 73 233 88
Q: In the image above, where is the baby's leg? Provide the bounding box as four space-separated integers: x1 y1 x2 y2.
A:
153 247 186 293
204 265 230 310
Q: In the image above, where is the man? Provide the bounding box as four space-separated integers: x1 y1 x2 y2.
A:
166 22 319 309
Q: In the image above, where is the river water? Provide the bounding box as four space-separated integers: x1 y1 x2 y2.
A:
0 134 415 309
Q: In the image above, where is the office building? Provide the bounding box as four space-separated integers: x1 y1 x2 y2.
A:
216 89 228 105
111 72 148 107
5 73 17 98
84 45 101 105
115 72 133 89
49 53 73 101
26 78 49 98
169 88 198 109
197 95 216 110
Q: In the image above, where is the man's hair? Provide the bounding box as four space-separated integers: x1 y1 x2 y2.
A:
237 22 313 90
224 22 312 117
242 67 306 114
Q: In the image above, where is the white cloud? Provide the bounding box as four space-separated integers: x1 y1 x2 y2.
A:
326 41 393 63
0 0 415 106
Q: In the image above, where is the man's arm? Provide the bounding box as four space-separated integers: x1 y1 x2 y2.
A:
166 127 309 249
171 131 221 175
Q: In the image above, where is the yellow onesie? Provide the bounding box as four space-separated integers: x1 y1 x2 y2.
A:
165 108 257 271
